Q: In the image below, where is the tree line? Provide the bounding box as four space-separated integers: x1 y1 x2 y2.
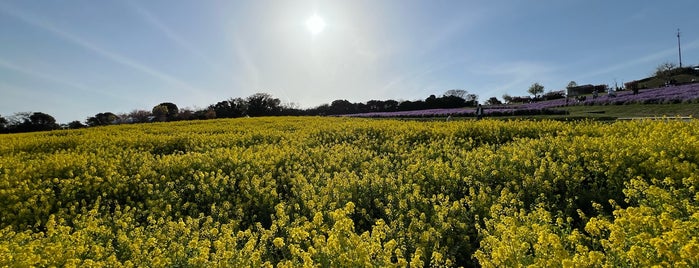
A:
0 90 478 134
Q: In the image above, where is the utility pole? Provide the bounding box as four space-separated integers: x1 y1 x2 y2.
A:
677 28 683 68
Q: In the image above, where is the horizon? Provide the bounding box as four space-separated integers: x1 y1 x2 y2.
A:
2 1 699 123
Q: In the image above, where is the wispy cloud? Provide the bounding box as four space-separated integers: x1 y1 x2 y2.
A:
0 58 131 101
579 38 699 79
0 3 207 98
472 61 557 97
126 1 222 74
379 63 443 95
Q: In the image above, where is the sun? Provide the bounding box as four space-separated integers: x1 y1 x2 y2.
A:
305 14 326 35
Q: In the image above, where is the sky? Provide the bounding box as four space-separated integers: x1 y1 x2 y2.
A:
1 0 699 123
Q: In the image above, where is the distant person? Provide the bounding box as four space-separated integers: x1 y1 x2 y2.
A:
592 89 598 99
476 104 484 120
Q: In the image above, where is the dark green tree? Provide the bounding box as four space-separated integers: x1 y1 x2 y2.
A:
152 105 169 122
67 120 86 129
160 102 179 118
0 115 7 132
6 112 59 132
485 97 502 105
211 97 248 118
502 94 513 104
329 99 356 115
246 93 281 117
86 112 118 126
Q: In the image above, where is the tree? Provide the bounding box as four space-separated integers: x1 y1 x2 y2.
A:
154 102 179 121
444 89 467 99
246 93 281 117
654 62 680 83
67 120 86 129
383 100 399 111
203 109 216 119
211 101 232 118
5 112 59 132
502 94 513 104
27 112 59 132
567 81 578 89
528 83 544 98
397 100 426 111
655 62 677 77
177 108 195 121
279 102 303 116
87 112 118 126
152 105 169 122
127 109 152 123
484 97 502 105
464 94 479 106
440 95 467 108
211 97 248 118
0 115 7 132
329 99 356 115
29 112 58 128
193 108 217 120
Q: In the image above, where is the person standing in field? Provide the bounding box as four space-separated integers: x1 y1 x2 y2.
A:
476 104 484 120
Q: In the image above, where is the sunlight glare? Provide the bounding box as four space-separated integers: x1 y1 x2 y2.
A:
306 14 326 35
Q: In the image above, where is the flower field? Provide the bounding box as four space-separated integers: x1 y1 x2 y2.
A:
342 83 699 118
1 117 698 267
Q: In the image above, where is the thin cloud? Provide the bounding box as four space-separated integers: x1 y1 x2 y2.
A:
579 39 699 79
474 61 557 97
0 58 131 101
126 1 222 73
0 3 207 98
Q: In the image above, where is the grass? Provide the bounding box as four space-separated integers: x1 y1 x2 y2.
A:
637 69 699 89
554 103 699 119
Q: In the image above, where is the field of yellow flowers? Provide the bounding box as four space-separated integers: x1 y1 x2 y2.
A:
1 117 698 267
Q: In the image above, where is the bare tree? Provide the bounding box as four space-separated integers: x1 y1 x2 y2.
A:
444 89 467 99
655 62 677 76
128 109 152 123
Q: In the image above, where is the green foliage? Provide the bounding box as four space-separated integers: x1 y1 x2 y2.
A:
246 93 281 117
152 105 169 121
0 117 698 266
529 82 545 97
0 115 7 132
3 112 60 133
87 112 118 127
485 97 502 105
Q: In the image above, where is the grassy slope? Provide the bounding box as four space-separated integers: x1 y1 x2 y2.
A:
638 73 699 89
553 103 699 119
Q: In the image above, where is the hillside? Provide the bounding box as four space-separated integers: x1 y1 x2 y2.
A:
342 83 699 120
632 66 699 89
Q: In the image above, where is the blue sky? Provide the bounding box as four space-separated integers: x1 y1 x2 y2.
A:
1 0 698 123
